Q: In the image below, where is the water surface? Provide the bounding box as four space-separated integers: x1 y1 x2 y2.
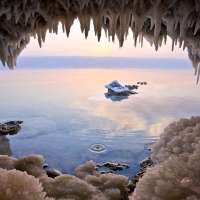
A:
0 64 199 178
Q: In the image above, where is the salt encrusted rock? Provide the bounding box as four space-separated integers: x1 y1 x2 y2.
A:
0 121 23 135
105 80 131 96
103 162 123 171
0 168 51 200
131 116 200 200
122 164 130 169
43 164 49 169
125 85 139 90
127 182 136 194
46 168 62 179
75 160 129 199
0 156 129 200
99 170 113 174
137 82 147 85
128 157 153 194
0 154 45 178
105 80 137 97
139 157 153 170
97 162 130 171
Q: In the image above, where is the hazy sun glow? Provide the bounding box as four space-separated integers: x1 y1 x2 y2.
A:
21 19 188 58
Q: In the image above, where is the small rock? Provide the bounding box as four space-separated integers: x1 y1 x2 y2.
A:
137 81 147 85
97 162 130 171
105 81 137 97
43 164 49 169
122 164 130 169
0 121 23 135
127 182 136 193
110 165 123 171
139 157 153 168
125 85 138 90
46 168 62 179
130 157 153 192
103 162 120 167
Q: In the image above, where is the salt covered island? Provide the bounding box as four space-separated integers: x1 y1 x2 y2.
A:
105 80 138 101
0 0 200 199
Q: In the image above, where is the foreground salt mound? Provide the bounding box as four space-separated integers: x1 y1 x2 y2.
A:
41 161 128 200
40 174 106 200
75 161 128 198
132 116 200 200
0 155 128 200
0 168 51 200
0 154 45 177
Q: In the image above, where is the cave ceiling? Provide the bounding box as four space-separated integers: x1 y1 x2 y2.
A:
1 0 200 78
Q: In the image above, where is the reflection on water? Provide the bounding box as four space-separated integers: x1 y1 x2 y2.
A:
0 67 200 178
0 136 12 156
104 93 129 102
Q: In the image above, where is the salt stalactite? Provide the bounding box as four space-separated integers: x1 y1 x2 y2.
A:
1 0 200 75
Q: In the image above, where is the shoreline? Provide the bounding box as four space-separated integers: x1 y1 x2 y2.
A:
1 117 200 199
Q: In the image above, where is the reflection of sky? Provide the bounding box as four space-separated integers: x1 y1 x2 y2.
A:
0 67 200 178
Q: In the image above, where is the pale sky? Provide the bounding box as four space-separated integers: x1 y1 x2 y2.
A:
21 19 188 59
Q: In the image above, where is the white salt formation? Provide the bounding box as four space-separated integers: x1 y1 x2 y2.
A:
105 80 137 101
0 155 128 199
105 80 130 94
0 168 51 200
0 154 45 177
1 0 200 77
131 116 200 200
74 161 128 198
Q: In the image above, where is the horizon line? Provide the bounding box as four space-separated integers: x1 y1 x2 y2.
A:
19 56 188 60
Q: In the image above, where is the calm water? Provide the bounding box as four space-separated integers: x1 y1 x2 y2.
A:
0 64 200 178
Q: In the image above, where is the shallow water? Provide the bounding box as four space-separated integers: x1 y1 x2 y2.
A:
0 65 200 178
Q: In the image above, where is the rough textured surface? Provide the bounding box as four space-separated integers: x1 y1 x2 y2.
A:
1 0 200 78
131 116 200 200
40 174 107 200
74 160 128 200
128 157 153 194
46 168 62 179
0 168 51 200
37 159 128 200
0 154 45 177
105 80 136 96
0 156 128 200
0 121 23 135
